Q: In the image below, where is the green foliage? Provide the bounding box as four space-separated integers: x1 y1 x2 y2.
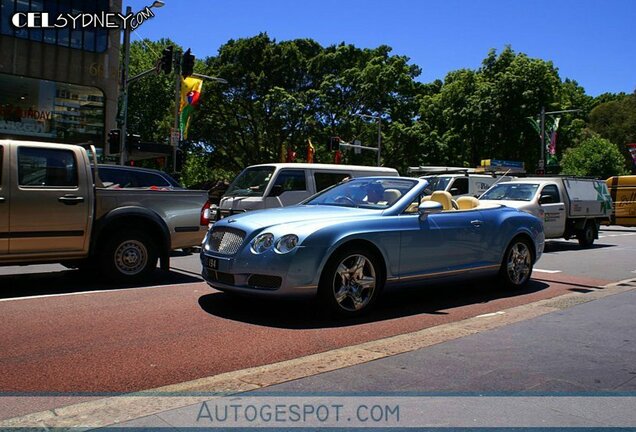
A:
124 35 630 180
560 132 630 179
127 38 178 143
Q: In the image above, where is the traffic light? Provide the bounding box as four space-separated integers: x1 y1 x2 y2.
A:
126 133 141 151
329 137 340 151
108 129 121 154
159 45 173 74
181 48 195 78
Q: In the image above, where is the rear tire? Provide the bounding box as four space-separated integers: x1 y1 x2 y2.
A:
99 230 158 282
318 246 384 317
498 238 534 290
577 221 596 248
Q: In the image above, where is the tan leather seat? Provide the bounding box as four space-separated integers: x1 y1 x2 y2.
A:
456 196 480 210
383 189 401 205
430 191 454 211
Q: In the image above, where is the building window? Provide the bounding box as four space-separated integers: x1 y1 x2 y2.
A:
0 0 110 53
0 73 105 145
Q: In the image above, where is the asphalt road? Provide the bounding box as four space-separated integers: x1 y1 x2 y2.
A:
0 226 634 419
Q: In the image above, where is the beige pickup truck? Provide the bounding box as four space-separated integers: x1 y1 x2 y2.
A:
0 140 208 281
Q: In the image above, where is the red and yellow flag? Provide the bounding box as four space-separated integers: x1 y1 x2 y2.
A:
179 77 203 140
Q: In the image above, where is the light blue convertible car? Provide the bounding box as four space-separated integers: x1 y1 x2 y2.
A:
201 177 544 316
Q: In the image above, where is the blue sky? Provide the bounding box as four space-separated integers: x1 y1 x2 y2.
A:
127 0 635 96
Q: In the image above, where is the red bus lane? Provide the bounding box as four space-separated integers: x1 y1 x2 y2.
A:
0 272 611 398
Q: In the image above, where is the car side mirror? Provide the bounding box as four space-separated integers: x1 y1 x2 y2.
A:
269 184 284 197
418 201 443 219
450 187 460 196
539 194 552 205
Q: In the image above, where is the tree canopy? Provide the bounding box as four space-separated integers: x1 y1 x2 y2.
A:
124 35 634 186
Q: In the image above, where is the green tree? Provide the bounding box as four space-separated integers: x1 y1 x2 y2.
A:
126 38 179 144
588 91 636 171
560 132 629 179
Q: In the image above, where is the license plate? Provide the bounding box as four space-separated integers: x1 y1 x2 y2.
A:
207 257 219 270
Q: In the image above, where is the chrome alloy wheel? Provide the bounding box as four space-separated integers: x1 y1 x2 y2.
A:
506 242 531 285
332 254 376 312
114 240 148 276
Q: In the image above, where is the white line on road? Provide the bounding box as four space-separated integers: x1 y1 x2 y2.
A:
0 282 198 303
534 269 562 274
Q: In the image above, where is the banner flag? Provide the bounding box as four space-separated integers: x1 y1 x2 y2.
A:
307 138 315 163
179 77 203 140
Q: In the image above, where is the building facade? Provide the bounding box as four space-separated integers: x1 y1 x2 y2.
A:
0 0 121 154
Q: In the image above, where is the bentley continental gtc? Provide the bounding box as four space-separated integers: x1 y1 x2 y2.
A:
201 177 544 316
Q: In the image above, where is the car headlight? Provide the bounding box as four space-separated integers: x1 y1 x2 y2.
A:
275 234 299 254
251 233 274 254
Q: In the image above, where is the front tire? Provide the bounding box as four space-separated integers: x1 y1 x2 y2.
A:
318 247 384 317
100 230 158 282
498 238 534 289
577 221 596 248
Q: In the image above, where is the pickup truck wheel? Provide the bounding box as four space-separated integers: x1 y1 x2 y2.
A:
498 238 533 290
577 222 596 248
100 231 158 282
318 247 384 317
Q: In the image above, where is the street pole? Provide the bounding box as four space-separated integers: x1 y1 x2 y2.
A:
173 50 181 173
119 5 132 165
377 115 382 167
539 106 545 171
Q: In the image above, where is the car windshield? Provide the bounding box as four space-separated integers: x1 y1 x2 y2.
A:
304 178 417 209
225 166 275 197
480 183 539 201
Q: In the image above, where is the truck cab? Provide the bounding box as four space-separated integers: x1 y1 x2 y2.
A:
480 178 612 247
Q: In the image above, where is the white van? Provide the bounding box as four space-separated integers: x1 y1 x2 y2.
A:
215 163 399 221
422 174 514 198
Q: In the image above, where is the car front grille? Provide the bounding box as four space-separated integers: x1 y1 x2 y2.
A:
208 228 245 255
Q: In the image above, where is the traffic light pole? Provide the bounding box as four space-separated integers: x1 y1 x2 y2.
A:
118 5 132 165
173 50 182 173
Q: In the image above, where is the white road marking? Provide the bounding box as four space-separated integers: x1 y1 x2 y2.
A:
0 282 193 303
534 269 562 274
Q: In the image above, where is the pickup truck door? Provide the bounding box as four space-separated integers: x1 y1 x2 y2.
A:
539 184 566 238
9 145 91 254
0 144 8 254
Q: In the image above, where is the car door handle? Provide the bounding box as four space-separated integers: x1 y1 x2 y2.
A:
558 208 564 211
0 197 5 203
471 220 484 226
58 195 85 205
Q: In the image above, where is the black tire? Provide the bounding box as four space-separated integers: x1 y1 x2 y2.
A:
577 221 596 248
99 230 158 282
318 246 385 317
498 237 534 290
